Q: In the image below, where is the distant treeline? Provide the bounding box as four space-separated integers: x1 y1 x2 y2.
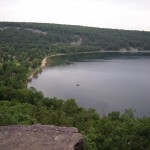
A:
0 22 150 54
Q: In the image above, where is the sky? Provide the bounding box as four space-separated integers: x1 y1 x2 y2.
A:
0 0 150 31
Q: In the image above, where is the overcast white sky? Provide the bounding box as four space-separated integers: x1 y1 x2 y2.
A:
0 0 150 31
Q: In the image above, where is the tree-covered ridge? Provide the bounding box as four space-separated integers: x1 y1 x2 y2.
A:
0 22 150 53
0 22 150 149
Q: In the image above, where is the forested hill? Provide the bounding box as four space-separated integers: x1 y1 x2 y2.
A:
0 22 150 53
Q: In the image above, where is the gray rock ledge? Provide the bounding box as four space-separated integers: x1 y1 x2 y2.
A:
0 124 84 150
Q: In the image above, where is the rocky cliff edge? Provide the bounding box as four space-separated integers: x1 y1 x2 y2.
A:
0 124 84 150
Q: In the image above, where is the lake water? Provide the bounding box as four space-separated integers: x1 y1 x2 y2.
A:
28 53 150 117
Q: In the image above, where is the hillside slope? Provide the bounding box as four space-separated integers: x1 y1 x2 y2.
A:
0 22 150 53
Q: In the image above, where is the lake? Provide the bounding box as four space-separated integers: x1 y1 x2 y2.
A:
28 52 150 117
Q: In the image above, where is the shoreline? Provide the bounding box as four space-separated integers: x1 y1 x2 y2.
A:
26 49 150 85
50 50 150 56
27 57 47 81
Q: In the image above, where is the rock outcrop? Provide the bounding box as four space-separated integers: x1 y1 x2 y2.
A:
70 35 83 46
26 28 47 35
0 125 84 150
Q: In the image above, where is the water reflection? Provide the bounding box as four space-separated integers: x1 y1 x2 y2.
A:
28 53 150 117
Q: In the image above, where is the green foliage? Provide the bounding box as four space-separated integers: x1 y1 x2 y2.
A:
1 90 150 149
63 99 80 115
0 22 150 149
0 22 150 54
0 101 37 125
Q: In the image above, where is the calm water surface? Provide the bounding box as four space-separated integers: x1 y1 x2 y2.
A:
28 53 150 117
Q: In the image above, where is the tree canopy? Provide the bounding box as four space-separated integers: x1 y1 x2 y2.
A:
0 22 150 149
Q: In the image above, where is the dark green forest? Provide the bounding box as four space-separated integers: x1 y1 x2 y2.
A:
0 22 150 149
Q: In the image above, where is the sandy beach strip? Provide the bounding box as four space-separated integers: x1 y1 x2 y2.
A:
28 57 47 80
41 57 47 68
